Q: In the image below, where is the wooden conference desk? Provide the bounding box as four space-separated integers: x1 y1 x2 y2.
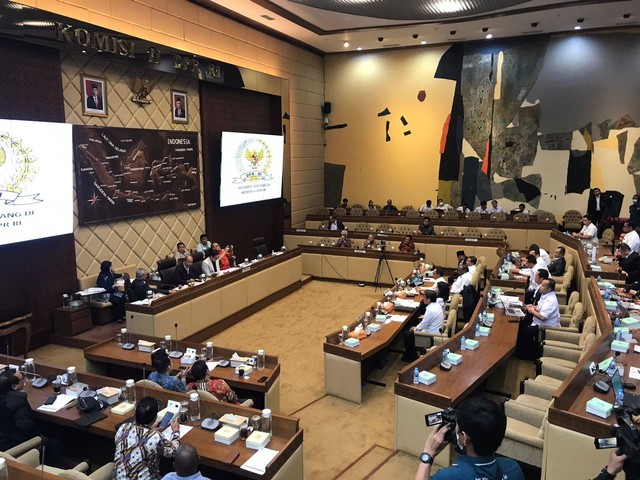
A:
11 358 302 480
84 337 281 412
126 249 302 341
287 230 502 274
394 285 521 463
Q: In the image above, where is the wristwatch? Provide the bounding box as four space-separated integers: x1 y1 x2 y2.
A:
420 452 434 465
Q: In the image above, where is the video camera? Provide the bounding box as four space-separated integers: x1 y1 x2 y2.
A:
380 240 387 252
425 407 457 444
595 405 640 479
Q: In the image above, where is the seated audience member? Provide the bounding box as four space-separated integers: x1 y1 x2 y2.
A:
0 369 39 451
617 242 640 284
431 267 447 286
187 360 240 404
340 198 349 209
363 233 378 249
525 268 548 305
474 201 489 214
456 203 470 214
415 396 524 480
130 268 170 301
148 348 190 393
419 218 435 236
402 290 443 362
435 282 450 312
456 250 467 269
382 199 398 212
175 242 188 262
97 260 126 321
511 203 529 214
367 200 375 210
529 243 551 266
328 215 344 231
572 214 598 243
175 255 198 285
465 256 477 275
450 265 472 294
195 234 211 253
487 199 506 214
161 444 211 480
114 396 180 480
399 235 416 253
418 199 433 213
435 198 453 211
621 222 640 252
513 254 541 278
547 246 567 276
334 230 352 248
211 243 234 270
515 278 560 360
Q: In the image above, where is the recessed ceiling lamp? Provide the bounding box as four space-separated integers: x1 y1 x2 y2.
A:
432 0 466 14
343 41 350 47
421 40 428 45
485 33 493 39
357 47 362 51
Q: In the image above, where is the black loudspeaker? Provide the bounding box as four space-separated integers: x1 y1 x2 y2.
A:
322 102 332 114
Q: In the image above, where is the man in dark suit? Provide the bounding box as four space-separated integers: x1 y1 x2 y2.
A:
174 98 185 118
587 187 604 229
0 369 39 451
86 83 103 110
618 242 640 285
175 255 197 285
547 246 567 277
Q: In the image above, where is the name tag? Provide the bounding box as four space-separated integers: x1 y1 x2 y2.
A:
353 250 366 254
296 228 306 232
465 238 478 242
378 233 388 237
242 267 250 273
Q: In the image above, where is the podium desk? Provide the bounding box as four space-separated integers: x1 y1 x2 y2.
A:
393 285 522 464
10 358 302 480
126 249 302 341
84 337 281 411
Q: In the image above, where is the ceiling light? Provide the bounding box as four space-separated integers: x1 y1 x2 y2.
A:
485 34 493 39
343 41 350 48
574 25 581 30
421 40 427 45
432 0 466 14
357 47 362 51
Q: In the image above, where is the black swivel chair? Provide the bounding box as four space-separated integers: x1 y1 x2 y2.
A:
157 257 176 271
252 237 270 256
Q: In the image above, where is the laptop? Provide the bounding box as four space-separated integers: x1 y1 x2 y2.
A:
612 370 640 409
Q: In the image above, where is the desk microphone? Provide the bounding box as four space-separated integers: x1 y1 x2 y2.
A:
142 362 147 398
438 327 445 346
439 343 452 371
40 436 47 479
169 324 183 359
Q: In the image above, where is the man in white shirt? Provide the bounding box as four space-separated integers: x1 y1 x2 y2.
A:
474 201 489 214
525 279 560 327
195 234 211 253
572 214 598 244
402 290 444 362
487 200 506 214
455 203 470 214
466 256 477 275
450 265 472 294
418 199 433 212
174 242 188 262
621 222 640 253
529 243 551 266
435 198 453 211
511 203 529 215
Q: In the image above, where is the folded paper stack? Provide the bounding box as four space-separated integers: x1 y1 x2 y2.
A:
215 426 240 445
246 430 271 450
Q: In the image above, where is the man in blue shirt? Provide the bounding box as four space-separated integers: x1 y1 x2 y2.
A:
148 349 190 393
415 397 524 480
162 443 211 480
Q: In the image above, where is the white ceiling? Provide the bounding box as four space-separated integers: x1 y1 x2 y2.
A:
202 0 640 53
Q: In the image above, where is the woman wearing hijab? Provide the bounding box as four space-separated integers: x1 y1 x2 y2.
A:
97 260 127 322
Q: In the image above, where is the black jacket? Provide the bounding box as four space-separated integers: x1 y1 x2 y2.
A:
547 257 566 277
174 262 197 285
620 251 640 284
0 390 39 451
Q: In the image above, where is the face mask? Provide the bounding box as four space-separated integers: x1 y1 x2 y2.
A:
634 199 638 204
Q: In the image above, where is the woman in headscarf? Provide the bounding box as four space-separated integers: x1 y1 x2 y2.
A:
96 260 126 322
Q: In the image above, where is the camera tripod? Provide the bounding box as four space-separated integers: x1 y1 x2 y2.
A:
373 247 393 291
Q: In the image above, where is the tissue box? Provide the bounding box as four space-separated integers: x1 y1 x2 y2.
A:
230 356 250 368
349 330 367 340
445 353 462 365
611 340 630 353
464 339 479 350
586 397 613 419
375 314 388 322
418 371 436 385
621 317 640 327
367 323 381 333
246 431 271 450
65 382 89 398
97 387 121 406
604 301 619 311
343 338 360 348
214 426 240 445
137 340 155 353
477 326 491 337
181 354 197 365
614 327 630 335
219 413 248 428
111 402 135 415
234 364 253 376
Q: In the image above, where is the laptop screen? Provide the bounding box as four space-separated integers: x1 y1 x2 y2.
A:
611 369 623 393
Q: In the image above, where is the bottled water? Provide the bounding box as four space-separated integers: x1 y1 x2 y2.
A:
124 379 136 404
21 358 35 383
413 367 419 384
261 408 272 434
460 336 466 351
66 366 77 386
189 392 201 422
257 349 265 370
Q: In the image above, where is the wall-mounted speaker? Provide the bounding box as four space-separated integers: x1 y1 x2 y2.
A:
322 102 332 114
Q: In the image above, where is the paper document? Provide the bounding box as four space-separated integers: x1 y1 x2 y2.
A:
206 361 219 371
241 448 279 475
499 295 520 303
37 394 76 412
389 315 407 323
162 424 192 440
77 287 106 295
629 367 640 380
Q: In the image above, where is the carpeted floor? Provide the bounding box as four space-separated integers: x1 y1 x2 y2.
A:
31 280 540 480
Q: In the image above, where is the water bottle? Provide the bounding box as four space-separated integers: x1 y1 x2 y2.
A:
205 342 213 360
165 335 172 352
341 325 349 344
189 391 201 422
614 318 621 328
483 311 488 323
597 274 602 284
121 328 129 345
62 293 71 309
460 335 466 351
124 379 136 404
616 387 625 406
413 367 419 384
363 312 371 329
261 408 272 434
475 321 481 338
0 458 8 480
257 349 265 370
67 366 77 386
21 358 35 383
607 358 617 377
616 330 622 341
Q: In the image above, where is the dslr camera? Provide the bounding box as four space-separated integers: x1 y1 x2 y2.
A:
595 405 640 478
425 407 457 444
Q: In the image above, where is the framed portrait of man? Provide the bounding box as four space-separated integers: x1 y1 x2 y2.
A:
81 75 108 117
172 90 188 123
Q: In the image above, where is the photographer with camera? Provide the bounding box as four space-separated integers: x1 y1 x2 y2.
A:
415 397 524 480
594 451 627 479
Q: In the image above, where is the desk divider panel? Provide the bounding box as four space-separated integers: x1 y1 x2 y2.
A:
156 301 192 339
321 255 349 280
190 288 223 333
246 268 278 305
302 252 322 276
219 278 248 318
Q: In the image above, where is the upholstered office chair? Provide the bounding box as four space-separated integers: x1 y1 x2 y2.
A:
349 207 363 216
158 268 177 289
59 463 115 480
197 389 254 407
539 211 556 224
366 208 380 217
440 226 458 237
157 257 177 271
333 207 347 216
555 266 573 304
442 210 459 220
562 209 583 231
318 220 330 230
252 237 270 256
354 222 371 232
462 227 482 239
405 209 420 218
559 291 579 318
192 251 204 262
600 228 615 249
537 332 597 372
351 203 364 209
136 379 163 389
490 212 506 222
422 210 438 219
498 398 546 468
0 437 90 475
401 205 413 211
315 207 330 215
466 211 481 220
395 225 413 235
378 223 394 234
485 228 507 241
513 213 530 222
544 316 596 351
319 238 333 246
414 310 457 350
